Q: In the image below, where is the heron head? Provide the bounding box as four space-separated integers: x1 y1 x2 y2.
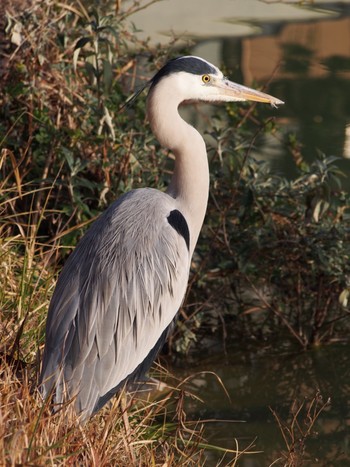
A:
149 56 284 107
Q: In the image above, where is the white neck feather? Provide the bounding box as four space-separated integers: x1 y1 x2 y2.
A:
147 78 210 254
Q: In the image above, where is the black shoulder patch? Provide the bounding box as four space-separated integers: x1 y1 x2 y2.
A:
151 56 217 87
167 209 190 251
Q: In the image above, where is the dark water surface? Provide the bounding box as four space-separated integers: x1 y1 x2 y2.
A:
170 341 350 465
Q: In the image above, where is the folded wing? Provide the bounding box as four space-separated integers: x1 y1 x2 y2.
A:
40 188 191 418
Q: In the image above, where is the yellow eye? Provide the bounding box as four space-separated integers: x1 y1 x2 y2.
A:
202 74 211 84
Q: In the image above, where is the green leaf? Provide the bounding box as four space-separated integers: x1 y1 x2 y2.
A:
84 61 98 82
73 36 92 71
102 59 113 93
74 36 92 51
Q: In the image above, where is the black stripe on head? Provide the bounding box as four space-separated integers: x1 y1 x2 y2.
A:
167 209 190 251
151 56 218 88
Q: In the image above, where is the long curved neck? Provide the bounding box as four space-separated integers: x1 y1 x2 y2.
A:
147 82 210 254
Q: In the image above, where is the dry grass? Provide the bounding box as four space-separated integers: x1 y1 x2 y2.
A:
269 391 331 467
0 364 206 465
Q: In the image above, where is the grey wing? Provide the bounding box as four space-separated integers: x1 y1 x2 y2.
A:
39 188 191 417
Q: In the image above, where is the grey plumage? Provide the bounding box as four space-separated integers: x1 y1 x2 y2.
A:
41 189 189 417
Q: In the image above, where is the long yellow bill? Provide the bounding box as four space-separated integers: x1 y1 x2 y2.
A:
217 78 284 107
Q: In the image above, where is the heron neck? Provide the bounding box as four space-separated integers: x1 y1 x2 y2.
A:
147 87 210 253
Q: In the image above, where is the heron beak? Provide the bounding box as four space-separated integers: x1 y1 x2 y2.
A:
217 78 284 107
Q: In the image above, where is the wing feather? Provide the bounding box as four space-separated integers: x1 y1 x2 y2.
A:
40 188 190 417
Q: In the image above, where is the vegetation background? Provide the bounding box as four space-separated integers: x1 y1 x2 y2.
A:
1 0 349 465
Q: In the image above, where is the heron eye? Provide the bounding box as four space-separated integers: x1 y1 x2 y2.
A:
202 74 211 84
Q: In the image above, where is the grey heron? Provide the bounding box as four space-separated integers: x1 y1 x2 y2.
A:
39 56 283 419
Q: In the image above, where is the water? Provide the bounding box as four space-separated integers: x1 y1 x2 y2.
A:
170 341 350 465
128 1 350 464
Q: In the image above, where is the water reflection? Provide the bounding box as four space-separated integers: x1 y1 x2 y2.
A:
267 69 350 181
217 13 350 187
170 342 350 465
